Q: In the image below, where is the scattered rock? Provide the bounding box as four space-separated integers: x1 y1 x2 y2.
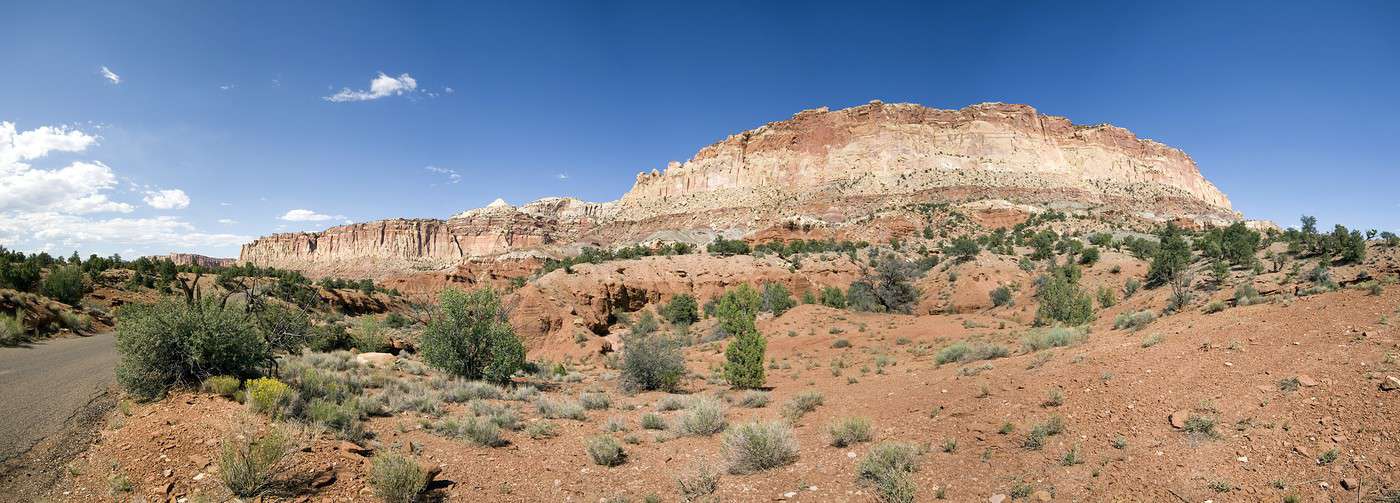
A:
1382 375 1400 391
339 440 372 456
1341 478 1359 491
989 495 1008 503
1169 410 1188 429
1297 375 1319 387
1032 490 1053 501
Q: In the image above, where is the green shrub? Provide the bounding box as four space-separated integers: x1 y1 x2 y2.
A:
720 288 767 389
217 425 294 497
781 391 824 421
585 435 626 466
1 313 28 345
1184 415 1218 438
760 282 797 316
990 286 1013 307
818 286 847 309
656 394 688 411
419 288 524 383
1078 247 1100 266
1096 286 1116 308
735 390 770 408
115 299 268 400
661 294 700 325
580 392 611 410
723 421 799 474
1023 416 1065 450
254 303 311 354
535 397 587 420
828 417 873 447
201 375 241 398
1123 278 1141 297
304 399 364 440
641 413 668 430
620 330 686 392
935 341 1009 364
526 421 560 439
857 442 921 485
1034 264 1094 326
370 451 428 503
244 377 295 419
1113 310 1156 331
676 463 720 501
1203 301 1227 314
1234 284 1264 306
1020 327 1087 352
831 338 851 348
678 397 727 436
42 264 86 305
351 317 391 352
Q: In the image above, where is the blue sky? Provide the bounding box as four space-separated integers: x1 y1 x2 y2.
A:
2 1 1397 258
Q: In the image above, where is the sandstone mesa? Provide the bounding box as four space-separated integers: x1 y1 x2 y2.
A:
238 101 1237 276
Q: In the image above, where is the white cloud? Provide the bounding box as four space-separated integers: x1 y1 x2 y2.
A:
217 218 237 224
425 165 461 184
0 121 243 256
324 72 418 102
0 213 247 251
444 87 454 94
100 66 121 85
219 84 236 91
556 173 569 180
143 189 190 209
279 209 344 222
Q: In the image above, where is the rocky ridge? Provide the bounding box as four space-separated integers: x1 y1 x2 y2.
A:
239 101 1237 276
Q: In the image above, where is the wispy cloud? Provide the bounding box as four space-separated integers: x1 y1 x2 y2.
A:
279 209 344 222
217 218 237 225
100 66 121 85
556 173 569 181
324 72 418 102
425 165 461 185
219 84 236 91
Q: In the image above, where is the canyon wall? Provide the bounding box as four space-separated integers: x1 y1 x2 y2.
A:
239 101 1237 276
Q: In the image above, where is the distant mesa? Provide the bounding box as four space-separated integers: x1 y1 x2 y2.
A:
239 101 1238 276
157 253 237 269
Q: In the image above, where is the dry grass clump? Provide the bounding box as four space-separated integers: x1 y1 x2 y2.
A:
723 421 799 474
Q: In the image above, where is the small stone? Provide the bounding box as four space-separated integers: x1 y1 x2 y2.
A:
192 473 205 481
783 491 798 499
1297 375 1319 387
989 495 1008 503
1169 410 1188 429
1032 490 1053 501
1381 376 1400 391
1341 478 1359 490
847 451 857 458
355 352 397 367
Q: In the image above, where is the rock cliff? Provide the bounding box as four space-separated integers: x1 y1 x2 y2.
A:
239 101 1236 276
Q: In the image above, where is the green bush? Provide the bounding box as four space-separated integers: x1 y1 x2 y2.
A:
201 375 241 398
857 442 921 485
760 282 797 316
641 413 668 430
781 391 824 421
370 451 428 503
1020 327 1086 352
42 264 86 305
1113 310 1156 331
580 392 611 410
661 294 700 325
351 317 391 352
1234 284 1264 306
828 417 873 447
678 397 728 436
719 286 767 389
1 313 28 345
535 397 587 420
1034 264 1094 326
419 288 524 383
218 425 294 497
735 390 770 408
1096 286 1116 308
244 377 295 419
990 286 1013 307
115 299 268 400
1078 247 1101 266
723 421 799 474
254 303 311 354
620 331 686 392
818 286 847 309
585 435 626 466
935 341 1009 364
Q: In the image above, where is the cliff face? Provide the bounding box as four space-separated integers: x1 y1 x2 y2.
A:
239 101 1237 276
618 101 1230 218
162 253 236 269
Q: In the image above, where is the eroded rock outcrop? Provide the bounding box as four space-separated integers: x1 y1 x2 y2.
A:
239 101 1237 276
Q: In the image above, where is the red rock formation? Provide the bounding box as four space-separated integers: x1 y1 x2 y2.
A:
161 253 236 269
239 101 1238 276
